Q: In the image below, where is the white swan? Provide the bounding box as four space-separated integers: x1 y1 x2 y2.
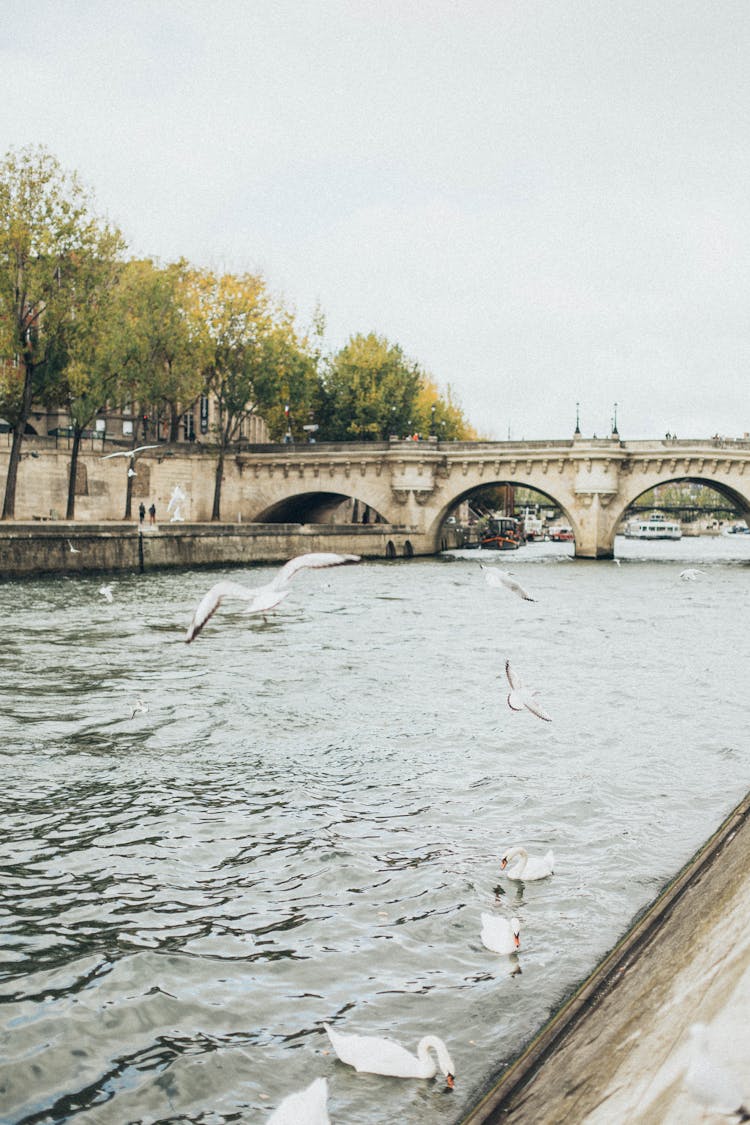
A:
324 1023 455 1087
504 660 551 722
480 565 535 602
267 1076 330 1125
683 1023 749 1118
185 552 361 642
501 846 554 881
480 912 521 955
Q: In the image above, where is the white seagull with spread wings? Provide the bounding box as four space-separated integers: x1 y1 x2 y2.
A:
505 659 552 721
480 565 535 602
101 444 159 477
185 552 361 643
101 444 159 462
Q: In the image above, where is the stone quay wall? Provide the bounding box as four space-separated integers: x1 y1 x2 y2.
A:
0 523 422 580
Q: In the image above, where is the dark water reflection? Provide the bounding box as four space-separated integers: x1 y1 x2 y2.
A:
1 537 749 1123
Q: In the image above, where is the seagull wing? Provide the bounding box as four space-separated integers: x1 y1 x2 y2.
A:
524 692 552 722
101 450 131 460
185 580 260 643
499 573 535 601
271 552 361 589
132 444 159 455
244 585 291 615
505 659 522 691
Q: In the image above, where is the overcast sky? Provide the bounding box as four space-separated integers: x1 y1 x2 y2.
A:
2 0 748 439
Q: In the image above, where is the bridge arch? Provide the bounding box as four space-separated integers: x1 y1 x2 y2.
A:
252 488 389 526
425 478 579 549
612 474 750 540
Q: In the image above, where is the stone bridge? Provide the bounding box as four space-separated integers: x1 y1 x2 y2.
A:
237 435 750 558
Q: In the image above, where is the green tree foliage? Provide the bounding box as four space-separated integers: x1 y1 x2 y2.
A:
191 269 318 519
318 333 421 440
115 259 209 442
0 145 125 518
45 246 126 517
318 332 478 442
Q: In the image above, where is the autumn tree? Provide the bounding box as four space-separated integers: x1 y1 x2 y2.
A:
192 269 318 519
0 146 125 518
318 333 422 441
117 259 209 442
413 376 478 440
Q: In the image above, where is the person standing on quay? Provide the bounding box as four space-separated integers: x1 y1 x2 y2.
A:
148 503 156 525
139 502 146 525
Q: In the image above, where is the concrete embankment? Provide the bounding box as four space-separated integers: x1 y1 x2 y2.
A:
461 791 750 1124
0 521 423 579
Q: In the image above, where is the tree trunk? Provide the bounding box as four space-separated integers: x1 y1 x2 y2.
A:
212 445 225 521
1 360 35 520
2 424 24 519
66 427 83 520
169 403 180 443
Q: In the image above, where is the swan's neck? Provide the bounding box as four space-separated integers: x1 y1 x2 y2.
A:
506 846 528 872
417 1036 453 1077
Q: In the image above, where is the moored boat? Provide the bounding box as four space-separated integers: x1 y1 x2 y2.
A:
480 516 522 550
624 513 682 540
548 524 574 541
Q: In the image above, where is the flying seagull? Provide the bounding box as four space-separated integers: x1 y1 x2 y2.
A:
185 552 361 643
504 659 552 721
130 698 149 720
101 445 159 461
67 539 80 554
99 584 114 603
480 564 535 601
679 568 706 581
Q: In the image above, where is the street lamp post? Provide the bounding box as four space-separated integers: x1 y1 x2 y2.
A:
612 402 619 436
575 401 581 436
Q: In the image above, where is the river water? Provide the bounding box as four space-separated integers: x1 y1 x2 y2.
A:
2 533 749 1125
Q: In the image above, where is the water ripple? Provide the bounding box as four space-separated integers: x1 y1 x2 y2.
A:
2 538 749 1123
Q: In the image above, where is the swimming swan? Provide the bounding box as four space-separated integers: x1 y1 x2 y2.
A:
324 1023 455 1086
501 846 554 881
480 912 521 955
267 1076 330 1124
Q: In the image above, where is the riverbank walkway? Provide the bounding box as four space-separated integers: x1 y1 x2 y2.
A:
462 791 750 1123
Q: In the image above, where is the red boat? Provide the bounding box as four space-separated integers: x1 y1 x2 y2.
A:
549 525 574 541
480 516 522 550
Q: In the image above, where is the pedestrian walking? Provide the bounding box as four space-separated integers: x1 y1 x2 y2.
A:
138 502 146 524
148 503 156 525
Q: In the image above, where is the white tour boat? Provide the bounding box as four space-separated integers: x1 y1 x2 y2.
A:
624 513 682 540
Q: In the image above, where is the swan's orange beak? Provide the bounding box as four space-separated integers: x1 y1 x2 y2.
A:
446 1073 455 1089
500 857 508 869
514 933 521 949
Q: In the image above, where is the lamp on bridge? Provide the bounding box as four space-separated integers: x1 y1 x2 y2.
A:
612 402 619 437
575 401 581 436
